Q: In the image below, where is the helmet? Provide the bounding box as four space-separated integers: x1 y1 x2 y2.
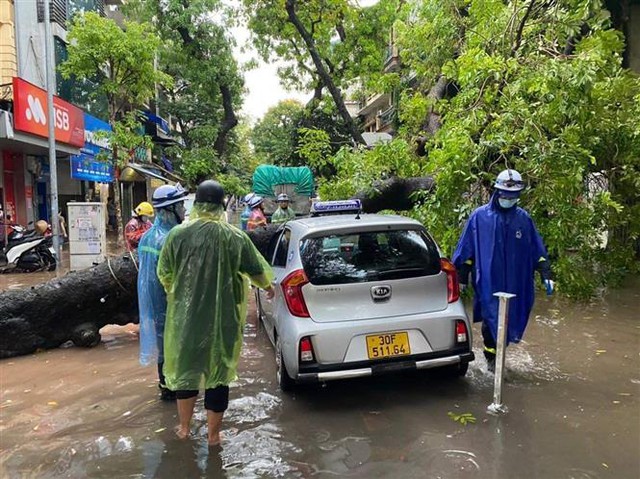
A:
277 193 289 202
248 195 264 209
152 184 187 209
494 169 525 192
135 202 154 217
195 180 225 205
243 192 256 204
35 220 49 235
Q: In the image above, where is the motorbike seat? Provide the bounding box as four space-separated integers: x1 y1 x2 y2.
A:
7 234 43 249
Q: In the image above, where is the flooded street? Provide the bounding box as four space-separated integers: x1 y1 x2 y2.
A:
1 284 639 478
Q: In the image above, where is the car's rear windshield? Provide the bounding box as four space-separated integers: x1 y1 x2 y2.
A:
300 229 441 285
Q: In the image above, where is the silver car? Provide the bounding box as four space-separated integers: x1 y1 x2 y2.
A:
256 203 474 391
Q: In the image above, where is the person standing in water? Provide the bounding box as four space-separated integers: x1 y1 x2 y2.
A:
158 180 274 445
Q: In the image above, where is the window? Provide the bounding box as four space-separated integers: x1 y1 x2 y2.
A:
37 0 69 27
300 229 441 285
54 36 71 100
272 230 291 267
53 36 109 118
69 0 105 18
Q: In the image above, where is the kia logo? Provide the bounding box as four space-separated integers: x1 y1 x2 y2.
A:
371 285 392 301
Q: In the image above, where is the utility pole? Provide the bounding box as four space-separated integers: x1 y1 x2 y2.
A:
42 0 61 265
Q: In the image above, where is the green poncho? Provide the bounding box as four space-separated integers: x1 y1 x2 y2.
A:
271 207 296 224
157 203 273 390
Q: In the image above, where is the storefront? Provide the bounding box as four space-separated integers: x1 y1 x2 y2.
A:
0 77 84 239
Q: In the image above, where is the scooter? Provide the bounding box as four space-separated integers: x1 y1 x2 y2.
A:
0 222 57 273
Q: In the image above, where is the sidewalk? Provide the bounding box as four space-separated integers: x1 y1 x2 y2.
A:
0 231 126 292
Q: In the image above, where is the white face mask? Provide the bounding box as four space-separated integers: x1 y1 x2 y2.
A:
498 197 518 209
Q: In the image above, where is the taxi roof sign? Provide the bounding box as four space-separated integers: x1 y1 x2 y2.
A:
310 199 362 216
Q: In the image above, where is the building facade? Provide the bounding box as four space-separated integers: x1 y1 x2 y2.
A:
0 0 109 243
0 0 180 245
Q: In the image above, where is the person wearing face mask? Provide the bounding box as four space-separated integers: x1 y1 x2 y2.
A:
453 169 554 371
137 184 188 400
125 202 154 251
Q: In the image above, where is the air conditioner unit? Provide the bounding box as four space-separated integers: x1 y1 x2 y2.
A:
0 110 14 139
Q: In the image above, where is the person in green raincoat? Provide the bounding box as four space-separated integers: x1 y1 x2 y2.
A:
271 193 296 224
158 180 275 446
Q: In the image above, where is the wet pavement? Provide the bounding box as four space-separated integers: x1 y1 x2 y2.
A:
1 284 639 478
0 232 124 292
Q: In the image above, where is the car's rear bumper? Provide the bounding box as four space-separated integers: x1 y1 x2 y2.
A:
296 351 474 383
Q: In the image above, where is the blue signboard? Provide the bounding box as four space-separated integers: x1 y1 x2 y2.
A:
71 113 114 183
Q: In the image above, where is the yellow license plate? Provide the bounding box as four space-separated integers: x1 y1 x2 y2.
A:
366 332 410 359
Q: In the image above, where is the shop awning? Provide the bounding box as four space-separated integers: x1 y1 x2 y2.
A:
120 163 171 183
142 111 184 147
153 163 186 184
119 162 186 185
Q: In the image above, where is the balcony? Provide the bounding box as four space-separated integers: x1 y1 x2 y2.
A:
38 1 106 27
37 0 69 27
383 44 400 73
375 105 396 134
378 105 396 129
357 92 391 117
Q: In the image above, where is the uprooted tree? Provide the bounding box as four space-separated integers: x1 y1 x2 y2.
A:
0 183 436 358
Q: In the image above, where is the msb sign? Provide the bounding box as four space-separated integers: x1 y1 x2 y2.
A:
12 77 85 148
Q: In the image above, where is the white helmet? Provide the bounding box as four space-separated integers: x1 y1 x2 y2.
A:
152 184 187 209
494 169 525 192
277 193 289 202
248 195 264 209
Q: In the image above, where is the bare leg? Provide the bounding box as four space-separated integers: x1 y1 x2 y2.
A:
175 396 197 439
207 411 224 446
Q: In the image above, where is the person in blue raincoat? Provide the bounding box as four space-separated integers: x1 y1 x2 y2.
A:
137 183 188 400
240 193 255 231
453 169 554 371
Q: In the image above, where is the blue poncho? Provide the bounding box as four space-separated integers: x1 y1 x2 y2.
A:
453 192 548 344
138 210 179 366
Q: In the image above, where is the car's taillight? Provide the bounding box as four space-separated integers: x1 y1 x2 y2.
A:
299 336 315 362
440 258 460 303
282 269 310 317
455 320 468 344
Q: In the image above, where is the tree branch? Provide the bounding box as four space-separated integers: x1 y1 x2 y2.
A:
285 0 365 145
212 84 238 160
287 38 317 76
511 0 537 56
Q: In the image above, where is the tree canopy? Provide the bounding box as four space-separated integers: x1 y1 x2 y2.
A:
251 99 305 165
318 0 640 298
60 12 171 123
123 0 248 187
61 12 170 245
242 0 401 145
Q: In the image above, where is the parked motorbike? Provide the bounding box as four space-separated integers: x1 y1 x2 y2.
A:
0 221 57 273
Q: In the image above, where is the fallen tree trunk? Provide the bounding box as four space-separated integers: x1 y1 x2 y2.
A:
352 176 435 213
0 175 436 358
0 254 138 359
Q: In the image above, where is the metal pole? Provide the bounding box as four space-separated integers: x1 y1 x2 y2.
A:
43 0 61 265
487 292 515 415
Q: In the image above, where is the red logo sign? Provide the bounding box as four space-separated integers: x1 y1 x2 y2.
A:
12 77 85 147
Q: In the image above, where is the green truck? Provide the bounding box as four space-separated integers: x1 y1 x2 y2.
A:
252 165 315 218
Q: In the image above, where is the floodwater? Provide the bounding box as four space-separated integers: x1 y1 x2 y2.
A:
1 284 639 478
